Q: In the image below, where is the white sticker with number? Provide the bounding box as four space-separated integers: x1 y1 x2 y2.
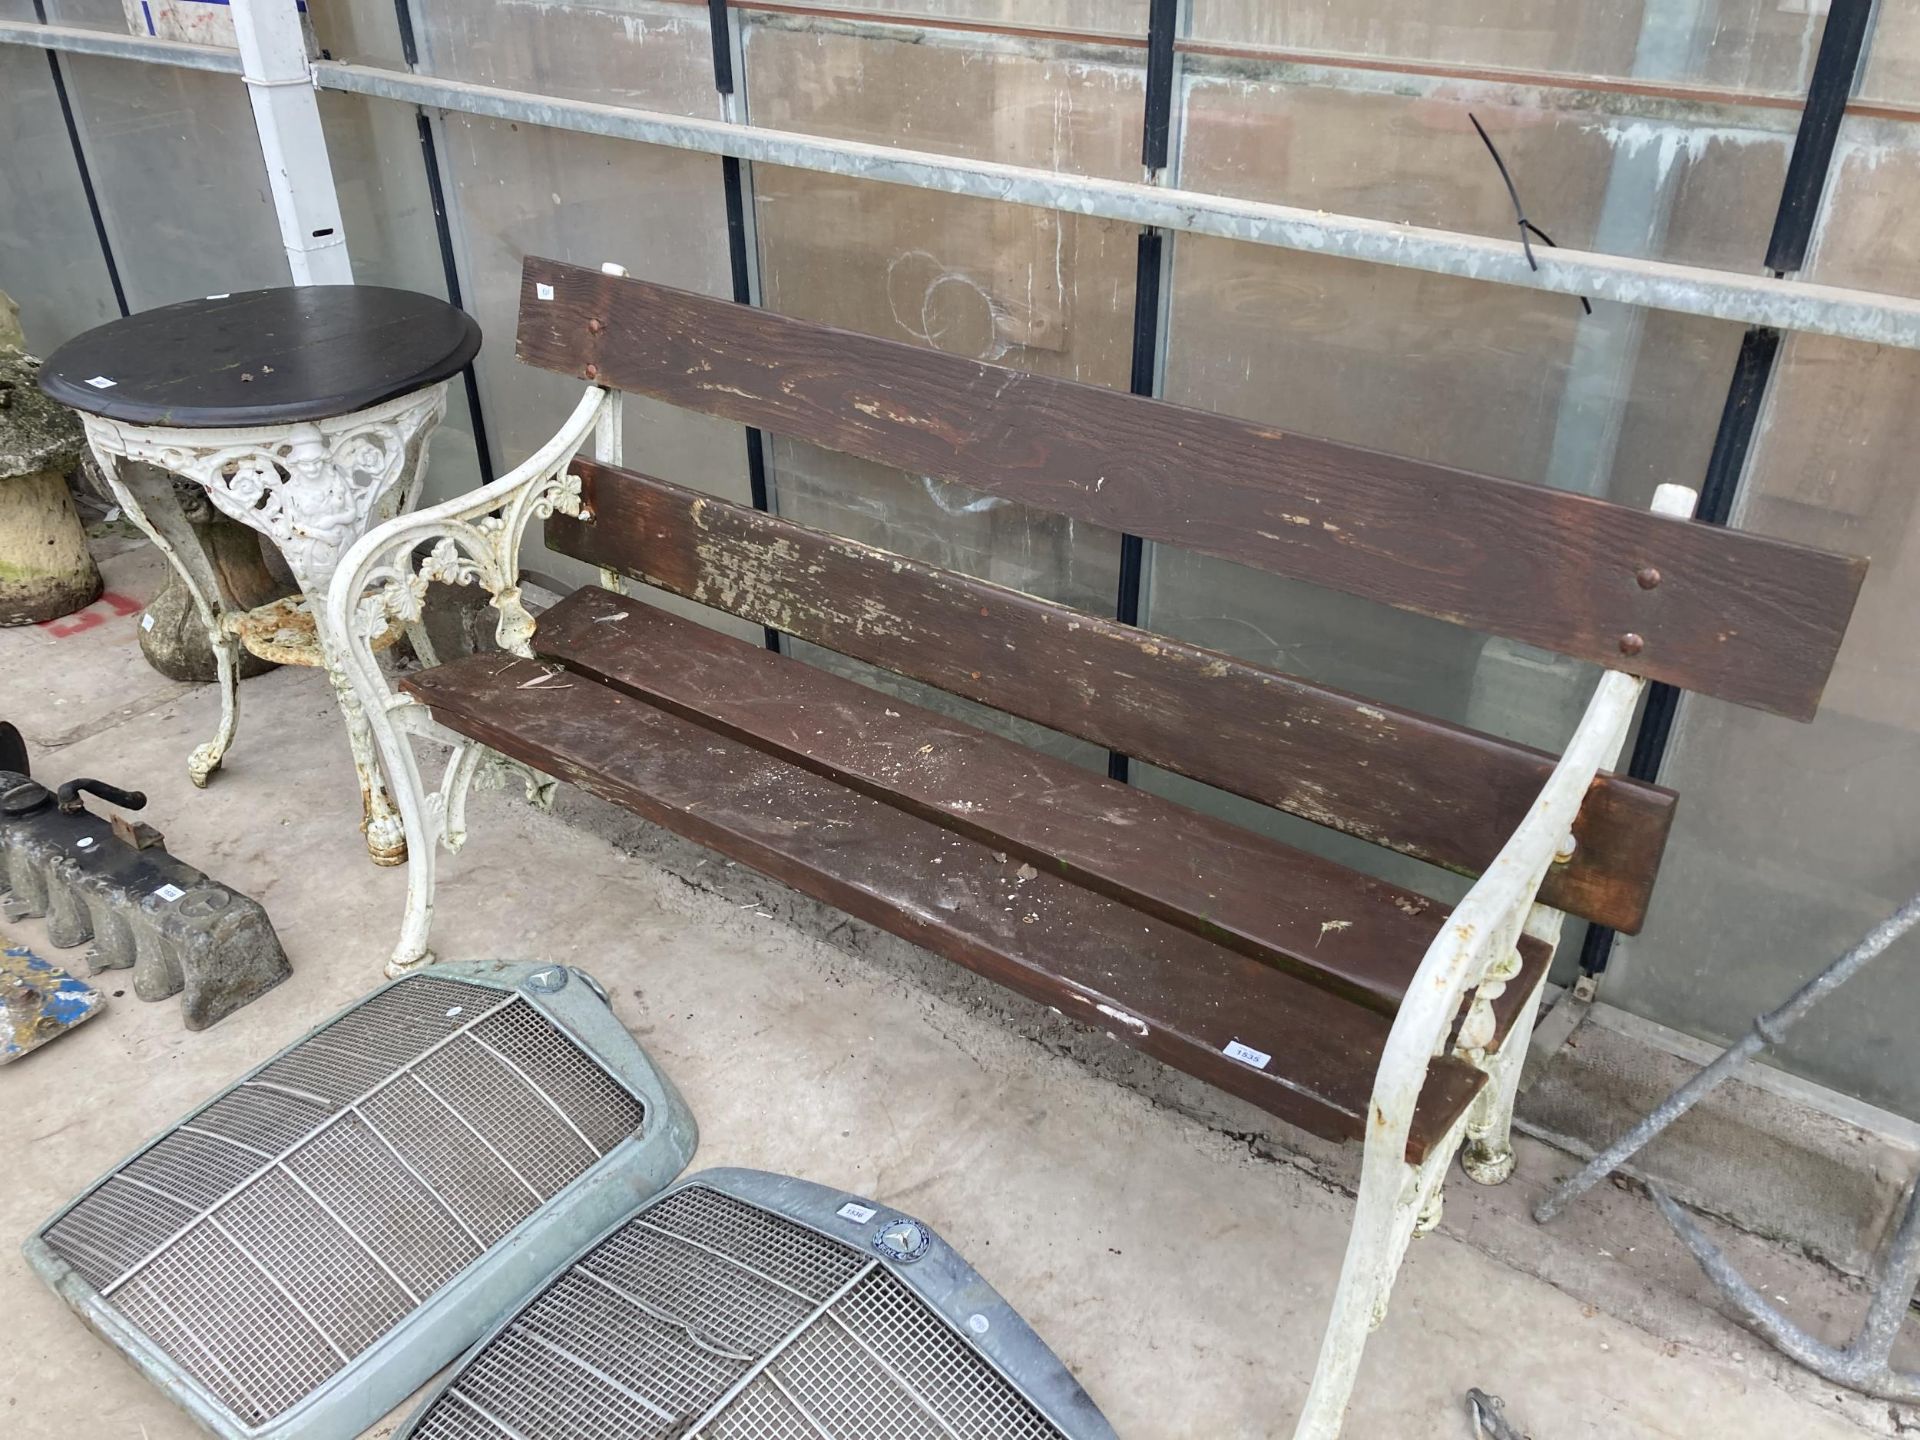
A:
535 282 556 300
152 883 186 903
1223 1039 1272 1071
836 1202 877 1224
86 376 116 389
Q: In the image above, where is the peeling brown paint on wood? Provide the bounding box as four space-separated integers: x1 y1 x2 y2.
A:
552 460 1677 932
518 259 1867 720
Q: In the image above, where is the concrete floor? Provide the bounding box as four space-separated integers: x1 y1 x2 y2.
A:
3 542 1918 1439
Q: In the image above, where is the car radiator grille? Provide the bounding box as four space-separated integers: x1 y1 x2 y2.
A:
36 974 648 1430
406 1183 1072 1440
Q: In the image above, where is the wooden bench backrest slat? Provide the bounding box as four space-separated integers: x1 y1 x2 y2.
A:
552 459 1678 933
518 259 1867 721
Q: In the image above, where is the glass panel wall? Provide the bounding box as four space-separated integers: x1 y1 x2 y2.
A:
403 0 754 631
1604 114 1920 1116
1189 0 1832 95
37 1 286 310
746 1 1146 40
1862 5 1920 108
1136 49 1766 909
10 0 1919 1114
316 86 486 498
0 38 117 350
743 14 1146 765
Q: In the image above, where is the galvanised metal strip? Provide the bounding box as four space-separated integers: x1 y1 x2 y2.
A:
571 1265 755 1361
274 1158 424 1304
207 1215 353 1363
352 1101 491 1252
445 1388 532 1439
0 18 242 72
518 1328 681 1424
310 60 1920 351
7 19 1917 348
177 1124 274 1159
407 1069 546 1203
825 1305 969 1440
763 1371 837 1440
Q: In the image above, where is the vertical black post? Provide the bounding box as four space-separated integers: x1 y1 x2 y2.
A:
710 1 781 651
31 0 129 319
1141 0 1179 174
707 0 734 95
1108 0 1180 784
1578 4 1869 979
393 0 495 484
1767 0 1874 274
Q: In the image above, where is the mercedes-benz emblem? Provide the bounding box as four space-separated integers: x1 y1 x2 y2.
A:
871 1217 931 1264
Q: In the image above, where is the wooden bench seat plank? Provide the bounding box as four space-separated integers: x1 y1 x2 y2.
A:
518 260 1867 720
399 653 1492 1163
550 461 1678 932
533 585 1551 1015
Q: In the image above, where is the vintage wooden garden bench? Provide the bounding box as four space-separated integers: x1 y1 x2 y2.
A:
328 257 1867 1437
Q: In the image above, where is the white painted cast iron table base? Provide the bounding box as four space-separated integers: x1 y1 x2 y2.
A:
79 383 450 865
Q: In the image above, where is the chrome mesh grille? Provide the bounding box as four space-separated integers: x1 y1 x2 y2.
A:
642 1185 868 1299
37 975 648 1429
284 1115 481 1297
415 1037 599 1193
113 1224 342 1423
409 1184 1070 1440
823 1269 1064 1440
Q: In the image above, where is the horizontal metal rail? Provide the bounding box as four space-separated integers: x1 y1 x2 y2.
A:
0 19 241 73
313 61 1920 351
6 18 1919 351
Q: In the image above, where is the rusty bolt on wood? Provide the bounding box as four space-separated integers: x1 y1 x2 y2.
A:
1636 566 1662 590
587 318 604 334
1618 632 1645 657
584 363 599 380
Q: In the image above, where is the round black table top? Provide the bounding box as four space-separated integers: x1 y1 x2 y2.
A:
39 286 482 428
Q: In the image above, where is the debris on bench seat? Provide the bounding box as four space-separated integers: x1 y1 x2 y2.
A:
533 584 1550 1016
554 459 1680 934
400 652 1502 1163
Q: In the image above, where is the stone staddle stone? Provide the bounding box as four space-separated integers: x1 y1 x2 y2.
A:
0 346 101 627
